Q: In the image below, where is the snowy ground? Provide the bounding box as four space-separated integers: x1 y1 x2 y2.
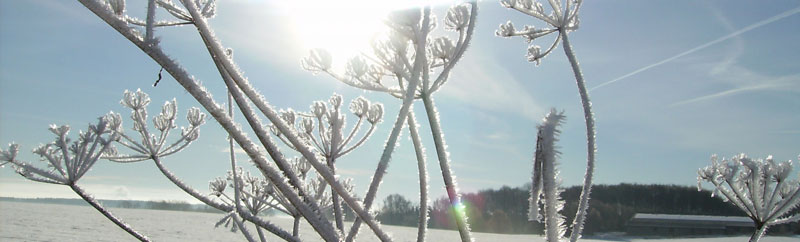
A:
1 201 797 241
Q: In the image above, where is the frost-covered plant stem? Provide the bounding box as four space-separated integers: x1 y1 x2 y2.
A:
345 7 432 242
407 111 429 242
180 1 390 240
151 156 298 241
70 183 150 242
293 216 301 237
227 92 259 242
327 157 346 234
561 31 596 242
75 2 341 240
421 94 472 242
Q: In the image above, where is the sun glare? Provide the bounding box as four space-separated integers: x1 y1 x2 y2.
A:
284 0 454 70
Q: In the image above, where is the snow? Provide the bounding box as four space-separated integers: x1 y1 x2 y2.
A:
1 201 798 242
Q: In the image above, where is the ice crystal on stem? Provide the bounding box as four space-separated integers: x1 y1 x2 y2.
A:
698 154 800 242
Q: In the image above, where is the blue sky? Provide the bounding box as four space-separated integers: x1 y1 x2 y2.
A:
1 0 799 205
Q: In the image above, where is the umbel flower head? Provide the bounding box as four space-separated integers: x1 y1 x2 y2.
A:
104 90 207 163
497 0 583 65
697 154 800 234
1 116 118 185
270 94 382 160
301 3 477 98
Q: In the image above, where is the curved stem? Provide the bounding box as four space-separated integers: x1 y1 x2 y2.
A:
561 31 596 242
407 111 429 242
70 184 150 242
345 8 432 242
421 94 473 242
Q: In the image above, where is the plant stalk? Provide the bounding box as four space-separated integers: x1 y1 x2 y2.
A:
70 183 150 242
561 31 596 242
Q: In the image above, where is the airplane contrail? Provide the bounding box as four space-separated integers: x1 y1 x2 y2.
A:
589 6 800 92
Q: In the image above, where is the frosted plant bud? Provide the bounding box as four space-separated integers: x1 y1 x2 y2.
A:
311 101 327 118
772 160 792 181
121 89 151 110
533 2 545 14
182 127 200 141
300 117 314 134
296 157 311 176
301 49 332 74
388 8 421 27
280 109 296 125
153 115 170 131
430 37 456 60
519 0 533 10
349 97 370 117
32 144 50 156
161 99 178 120
268 124 281 136
526 45 543 65
496 21 515 37
0 143 19 162
445 4 470 31
104 112 123 132
108 0 125 16
186 107 206 127
367 103 383 124
329 94 343 109
346 56 369 78
49 124 71 137
209 177 227 196
500 0 515 8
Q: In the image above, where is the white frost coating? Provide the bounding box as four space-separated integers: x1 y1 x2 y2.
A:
698 153 800 242
498 2 594 241
407 111 429 242
534 110 566 242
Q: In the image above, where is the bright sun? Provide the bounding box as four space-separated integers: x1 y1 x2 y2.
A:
284 0 453 70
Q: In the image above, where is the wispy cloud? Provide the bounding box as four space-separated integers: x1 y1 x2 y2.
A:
669 82 779 107
590 6 800 92
442 50 545 121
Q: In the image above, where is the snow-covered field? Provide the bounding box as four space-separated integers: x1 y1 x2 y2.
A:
0 201 796 242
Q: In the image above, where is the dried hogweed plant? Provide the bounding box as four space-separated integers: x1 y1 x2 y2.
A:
2 0 603 241
698 154 800 242
0 116 150 241
496 0 595 241
302 3 478 241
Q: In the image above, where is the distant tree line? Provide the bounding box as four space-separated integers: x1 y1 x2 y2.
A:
375 183 799 235
1 197 230 214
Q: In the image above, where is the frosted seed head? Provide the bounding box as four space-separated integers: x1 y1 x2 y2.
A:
301 49 332 74
349 97 370 117
153 115 170 131
367 103 383 124
186 107 206 127
181 127 200 141
0 143 19 162
300 117 314 134
526 45 543 65
312 101 327 118
500 0 515 8
329 94 343 109
496 21 515 37
346 56 369 79
209 177 227 196
444 4 470 31
48 124 70 137
280 109 296 125
104 112 123 132
430 37 455 60
161 99 178 120
121 89 151 110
